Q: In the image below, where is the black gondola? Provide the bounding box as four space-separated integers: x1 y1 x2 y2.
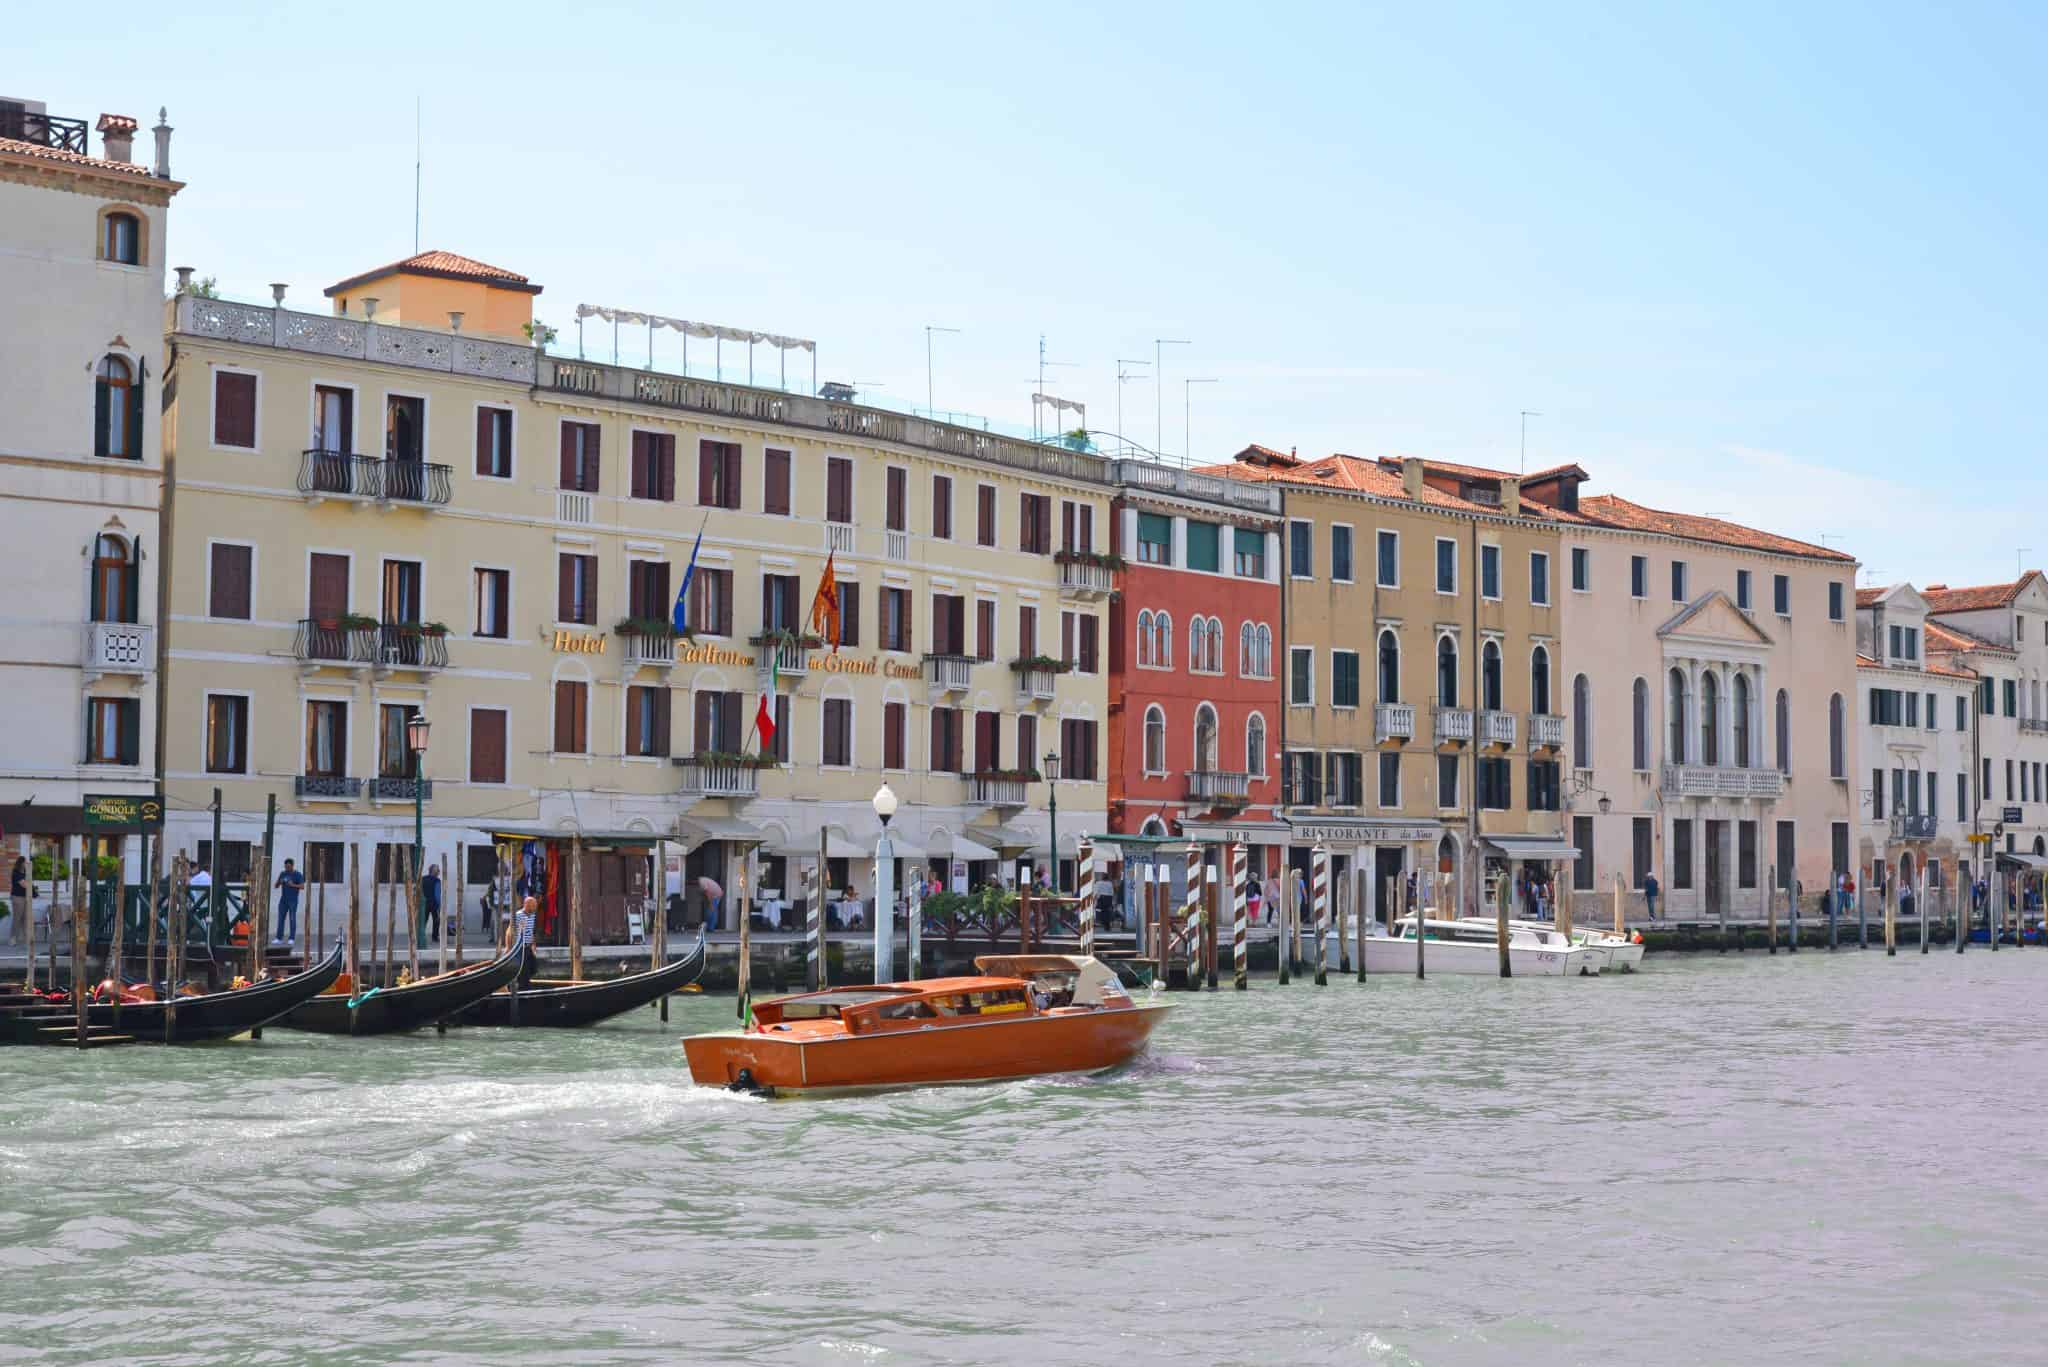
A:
455 932 707 1027
1 941 348 1045
279 937 525 1036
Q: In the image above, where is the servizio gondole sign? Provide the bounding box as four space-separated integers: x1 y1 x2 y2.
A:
83 792 165 829
551 631 920 678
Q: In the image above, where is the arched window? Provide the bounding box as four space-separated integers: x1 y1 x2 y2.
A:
91 534 136 624
1733 673 1752 767
1194 703 1218 772
1239 622 1255 676
102 211 139 265
1776 689 1790 773
1572 674 1591 768
1183 617 1200 671
1700 671 1720 765
1632 677 1649 770
1481 640 1502 711
1668 668 1689 764
1437 636 1459 708
1530 645 1551 715
1828 693 1845 777
1246 713 1267 777
1378 630 1400 704
1256 624 1272 677
1143 705 1166 774
1158 614 1172 668
1208 617 1225 673
1136 611 1155 667
95 355 138 460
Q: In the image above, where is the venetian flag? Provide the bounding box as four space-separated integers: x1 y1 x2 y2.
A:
672 516 707 634
809 550 841 654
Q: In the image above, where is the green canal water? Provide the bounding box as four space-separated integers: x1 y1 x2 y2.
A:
3 948 2044 1365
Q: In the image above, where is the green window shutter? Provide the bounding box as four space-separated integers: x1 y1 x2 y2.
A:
94 378 110 458
118 700 141 766
1138 512 1171 547
124 534 142 622
127 373 145 459
1185 521 1219 572
88 539 104 621
1234 527 1264 560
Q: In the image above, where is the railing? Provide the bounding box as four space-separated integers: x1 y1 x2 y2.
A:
967 775 1030 807
1058 559 1114 596
376 625 449 671
84 622 153 676
1374 702 1415 743
1529 713 1567 749
295 618 376 666
379 459 453 506
623 632 679 669
2023 718 2048 734
1478 710 1518 748
176 296 541 384
299 448 379 498
1659 765 1786 799
0 109 88 153
371 776 433 801
886 530 910 561
673 758 762 799
295 775 362 800
924 653 973 693
754 636 811 678
825 522 856 554
1112 459 1284 512
1186 770 1252 805
557 489 594 524
1282 773 1323 808
88 884 240 956
1014 666 1059 704
1891 812 1938 839
1434 707 1474 745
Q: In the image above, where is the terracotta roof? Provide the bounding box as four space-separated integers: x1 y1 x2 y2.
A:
1925 620 2007 654
1575 494 1853 562
325 249 542 297
1201 454 1513 516
0 134 160 180
1368 455 1588 486
1856 653 1879 667
1855 587 1887 607
1922 571 2043 614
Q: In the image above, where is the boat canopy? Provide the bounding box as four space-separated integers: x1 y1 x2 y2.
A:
974 954 1128 1007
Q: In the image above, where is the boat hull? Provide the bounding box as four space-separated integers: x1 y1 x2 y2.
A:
279 942 524 1035
684 1003 1171 1095
455 939 706 1027
1360 936 1581 976
4 943 347 1045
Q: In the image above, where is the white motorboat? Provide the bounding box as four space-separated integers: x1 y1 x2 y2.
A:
1570 926 1645 973
1363 917 1594 977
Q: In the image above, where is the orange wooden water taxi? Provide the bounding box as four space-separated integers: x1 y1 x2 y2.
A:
682 954 1170 1096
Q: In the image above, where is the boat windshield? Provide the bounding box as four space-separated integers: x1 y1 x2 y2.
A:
775 989 902 1021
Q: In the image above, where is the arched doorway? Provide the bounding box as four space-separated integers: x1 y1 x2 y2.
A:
1435 834 1460 918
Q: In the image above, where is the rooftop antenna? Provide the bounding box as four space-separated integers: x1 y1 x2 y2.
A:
1115 360 1151 460
1519 410 1541 475
924 325 960 421
413 95 422 254
1034 336 1078 439
1184 378 1218 470
1154 338 1190 460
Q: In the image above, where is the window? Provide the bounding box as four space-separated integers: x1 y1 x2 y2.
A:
1018 493 1052 554
208 542 251 620
1377 751 1400 808
769 694 791 764
308 843 347 885
476 407 513 478
205 694 248 773
1957 695 1967 732
883 701 907 769
1016 713 1037 774
886 468 908 533
1377 530 1400 588
376 704 419 779
1670 561 1688 602
557 553 597 625
1185 520 1220 573
929 475 952 539
973 708 1002 773
1733 674 1751 767
1527 759 1560 811
1570 546 1590 593
762 574 802 634
102 210 139 264
313 384 355 454
1870 687 1902 727
95 355 139 459
827 457 853 524
689 567 734 637
1060 500 1094 554
1017 604 1037 658
1629 555 1647 599
628 561 673 629
1672 819 1693 890
1328 753 1363 807
1570 816 1594 890
1477 756 1511 810
1480 544 1501 600
762 449 791 516
1530 552 1550 606
1738 821 1758 889
2006 759 2015 801
1777 690 1791 773
303 700 348 778
1137 513 1172 565
473 568 510 638
881 587 912 652
625 685 671 758
1436 538 1458 594
1735 569 1752 611
1437 753 1460 809
198 841 252 885
1437 637 1459 708
1246 715 1266 776
1379 631 1401 704
692 690 743 755
1632 817 1652 889
1773 573 1790 615
1331 525 1354 583
1873 768 1888 819
822 697 853 767
2005 679 2018 717
1143 706 1166 774
631 431 676 501
1828 693 1845 777
559 422 600 492
1059 717 1099 781
213 370 257 449
976 484 997 546
1289 646 1314 706
1233 527 1266 578
1668 669 1689 763
1531 645 1551 715
1079 615 1100 674
1193 704 1219 772
975 599 996 662
469 708 507 784
698 440 741 509
552 680 589 753
1632 677 1649 770
85 696 140 765
1333 650 1360 708
1481 641 1502 711
385 394 424 463
1828 581 1844 622
1958 773 1968 823
1289 521 1313 578
1572 674 1591 768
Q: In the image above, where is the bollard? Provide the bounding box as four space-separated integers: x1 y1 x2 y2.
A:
1232 844 1248 990
1766 873 1778 954
1885 881 1897 957
1276 858 1292 987
1858 883 1869 950
1311 845 1329 987
1178 844 1199 989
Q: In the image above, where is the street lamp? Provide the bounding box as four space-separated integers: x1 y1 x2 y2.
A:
407 713 431 948
1042 749 1062 894
872 783 898 982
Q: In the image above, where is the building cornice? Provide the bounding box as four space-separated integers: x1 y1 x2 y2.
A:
0 154 180 205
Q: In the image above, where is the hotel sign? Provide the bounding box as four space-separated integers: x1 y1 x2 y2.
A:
553 630 607 655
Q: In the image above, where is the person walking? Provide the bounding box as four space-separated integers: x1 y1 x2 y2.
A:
1643 870 1660 921
272 858 304 946
8 855 26 946
420 862 442 946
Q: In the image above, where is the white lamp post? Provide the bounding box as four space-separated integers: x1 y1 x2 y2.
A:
872 783 898 983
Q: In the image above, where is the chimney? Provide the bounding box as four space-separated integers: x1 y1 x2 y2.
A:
1401 457 1424 500
1501 476 1522 518
97 114 137 164
151 107 172 179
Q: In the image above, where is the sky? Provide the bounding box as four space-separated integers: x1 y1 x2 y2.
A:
18 1 2048 587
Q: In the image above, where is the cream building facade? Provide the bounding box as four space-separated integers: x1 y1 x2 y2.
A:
158 255 1109 930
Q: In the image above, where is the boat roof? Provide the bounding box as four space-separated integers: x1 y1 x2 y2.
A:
972 954 1097 976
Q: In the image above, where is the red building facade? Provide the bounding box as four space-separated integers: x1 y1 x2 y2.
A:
1107 465 1286 872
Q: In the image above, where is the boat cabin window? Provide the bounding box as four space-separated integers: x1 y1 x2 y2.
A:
878 999 937 1020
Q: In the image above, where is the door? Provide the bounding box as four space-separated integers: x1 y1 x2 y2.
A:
314 385 354 453
383 560 423 663
1375 848 1405 931
307 553 351 660
1704 819 1726 914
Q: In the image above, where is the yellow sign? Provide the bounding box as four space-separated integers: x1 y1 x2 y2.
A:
679 643 751 667
552 629 607 655
1967 833 1994 844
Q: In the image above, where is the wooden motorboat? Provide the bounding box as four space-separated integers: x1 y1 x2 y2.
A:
1361 916 1594 976
682 954 1170 1096
455 933 707 1027
279 939 525 1036
1 942 347 1045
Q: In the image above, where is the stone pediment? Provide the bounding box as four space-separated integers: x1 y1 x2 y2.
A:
1658 590 1775 647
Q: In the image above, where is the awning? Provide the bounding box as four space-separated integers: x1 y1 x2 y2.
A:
769 833 870 860
674 815 768 849
1478 834 1580 861
881 832 927 859
1996 851 2048 871
479 824 665 847
932 833 999 861
984 823 1038 852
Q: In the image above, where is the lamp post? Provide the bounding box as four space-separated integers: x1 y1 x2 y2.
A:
406 712 431 947
1043 749 1062 895
872 782 898 983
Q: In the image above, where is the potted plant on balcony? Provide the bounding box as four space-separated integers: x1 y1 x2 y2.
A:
337 612 379 632
973 766 1044 785
616 616 686 639
748 628 824 649
418 621 450 638
1052 548 1127 570
1007 654 1073 675
688 750 783 770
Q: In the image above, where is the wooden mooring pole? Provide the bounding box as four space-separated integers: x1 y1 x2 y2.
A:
1311 844 1329 987
346 845 361 996
1231 843 1248 990
166 854 187 1043
1766 866 1778 954
144 835 162 996
71 859 86 1049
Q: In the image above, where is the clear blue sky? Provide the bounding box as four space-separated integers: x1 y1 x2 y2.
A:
22 1 2048 585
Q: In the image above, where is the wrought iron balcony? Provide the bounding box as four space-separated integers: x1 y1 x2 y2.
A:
371 777 433 801
967 775 1030 807
1478 710 1518 748
295 775 362 800
1434 707 1474 746
375 624 449 672
0 109 87 153
294 618 376 668
380 459 452 506
1529 713 1567 749
1186 769 1252 806
672 757 762 800
1659 765 1786 799
299 449 380 499
1890 812 1938 839
82 622 153 680
924 653 973 694
1375 702 1415 744
1057 558 1114 598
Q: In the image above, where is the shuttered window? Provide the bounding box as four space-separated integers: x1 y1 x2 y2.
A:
1019 493 1051 554
885 467 907 531
822 697 852 766
213 370 257 449
1018 605 1037 657
210 543 252 620
474 568 510 638
1078 615 1099 674
693 691 744 754
625 685 671 758
883 701 906 769
698 440 741 508
773 694 791 763
85 696 140 766
827 457 853 523
763 449 792 516
976 484 997 546
553 681 588 754
932 475 952 539
928 707 962 773
1184 521 1220 573
1016 713 1037 772
837 582 861 648
475 407 513 477
1060 718 1098 780
558 554 597 625
931 594 965 655
559 422 600 492
974 710 1001 773
628 560 672 622
882 587 912 652
469 708 507 783
630 431 676 501
976 599 996 661
690 568 733 637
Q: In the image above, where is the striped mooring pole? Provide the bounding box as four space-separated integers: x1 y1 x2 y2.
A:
806 858 825 991
1231 843 1249 990
1181 844 1202 988
1077 838 1096 960
1312 843 1330 986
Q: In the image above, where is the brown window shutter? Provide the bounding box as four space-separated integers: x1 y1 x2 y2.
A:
560 424 576 488
1019 605 1036 656
626 687 643 754
553 681 574 752
698 441 717 504
1061 500 1076 552
1081 615 1098 673
585 556 598 625
823 698 842 764
557 555 574 622
476 408 494 476
718 691 739 753
574 684 589 752
472 708 506 783
929 707 944 772
629 432 647 498
979 485 995 544
214 371 256 447
1079 505 1094 553
718 571 734 636
1061 612 1074 665
884 702 902 768
774 694 790 762
694 691 714 752
655 688 671 756
657 435 675 502
1018 714 1036 769
977 600 994 660
723 445 741 509
492 571 509 634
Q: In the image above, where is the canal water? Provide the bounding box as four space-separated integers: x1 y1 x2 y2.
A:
3 947 2043 1365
